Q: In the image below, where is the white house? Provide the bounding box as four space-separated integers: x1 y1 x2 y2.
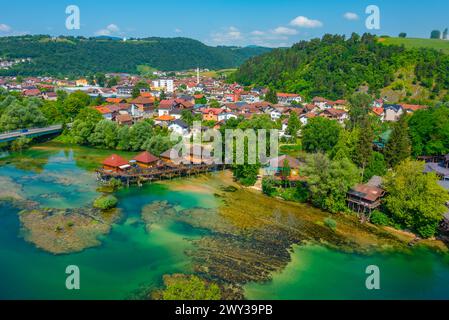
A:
152 79 174 93
169 119 190 136
383 104 403 122
277 93 302 105
218 112 237 122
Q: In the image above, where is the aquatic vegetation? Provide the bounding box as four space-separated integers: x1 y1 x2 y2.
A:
152 274 222 300
0 176 25 201
19 207 121 254
324 217 337 231
93 195 118 210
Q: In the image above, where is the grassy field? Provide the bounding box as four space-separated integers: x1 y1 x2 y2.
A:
378 37 449 54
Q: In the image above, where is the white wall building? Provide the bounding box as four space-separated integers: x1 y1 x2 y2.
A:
152 79 174 93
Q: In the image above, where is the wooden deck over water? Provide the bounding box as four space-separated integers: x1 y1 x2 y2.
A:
96 163 227 186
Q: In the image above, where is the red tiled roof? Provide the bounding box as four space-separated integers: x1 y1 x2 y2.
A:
277 93 301 98
372 107 384 116
156 115 175 121
159 99 176 109
23 89 41 96
131 96 154 104
102 154 128 168
401 104 428 112
203 108 224 115
95 106 112 114
133 151 159 164
312 97 329 103
106 98 125 104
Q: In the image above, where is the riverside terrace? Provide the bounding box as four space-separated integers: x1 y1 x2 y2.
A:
96 151 226 186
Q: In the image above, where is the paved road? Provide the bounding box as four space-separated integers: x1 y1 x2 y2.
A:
0 125 63 143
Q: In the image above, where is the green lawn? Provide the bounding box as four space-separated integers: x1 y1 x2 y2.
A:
379 37 449 54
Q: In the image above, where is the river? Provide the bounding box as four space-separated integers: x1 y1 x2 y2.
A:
0 142 449 300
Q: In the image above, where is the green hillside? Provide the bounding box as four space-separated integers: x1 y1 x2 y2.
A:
233 34 449 104
379 37 449 54
0 35 272 77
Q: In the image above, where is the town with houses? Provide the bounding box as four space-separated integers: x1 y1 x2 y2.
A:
0 70 430 134
2 68 448 224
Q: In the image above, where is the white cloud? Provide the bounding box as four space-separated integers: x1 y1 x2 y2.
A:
343 12 359 21
0 24 12 33
290 16 323 28
211 26 243 44
95 24 121 36
271 26 298 35
250 30 265 36
174 28 182 33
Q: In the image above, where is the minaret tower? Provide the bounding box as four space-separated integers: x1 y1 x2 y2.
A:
196 67 200 85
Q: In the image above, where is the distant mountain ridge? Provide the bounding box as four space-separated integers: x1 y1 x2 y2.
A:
0 35 272 76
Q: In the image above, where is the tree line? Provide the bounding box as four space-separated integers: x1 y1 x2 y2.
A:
0 35 271 77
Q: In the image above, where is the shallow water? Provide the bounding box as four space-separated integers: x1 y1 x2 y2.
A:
244 245 449 300
1 143 449 300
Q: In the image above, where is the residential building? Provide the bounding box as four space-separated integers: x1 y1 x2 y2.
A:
277 93 303 105
383 104 403 122
169 119 190 136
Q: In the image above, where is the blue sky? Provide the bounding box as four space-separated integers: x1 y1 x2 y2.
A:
0 0 448 47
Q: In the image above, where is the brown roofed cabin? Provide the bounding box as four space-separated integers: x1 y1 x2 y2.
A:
102 154 130 173
347 182 385 214
133 151 159 168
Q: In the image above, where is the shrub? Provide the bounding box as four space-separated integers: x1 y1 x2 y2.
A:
160 275 221 300
10 137 31 152
295 183 310 203
262 177 276 196
324 217 337 231
93 195 118 210
370 210 391 226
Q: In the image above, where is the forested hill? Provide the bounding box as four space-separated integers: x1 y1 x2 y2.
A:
233 33 449 103
0 35 272 76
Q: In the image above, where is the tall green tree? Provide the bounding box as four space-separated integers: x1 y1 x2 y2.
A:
364 152 387 182
68 108 102 145
88 120 119 149
408 104 449 156
384 115 411 168
265 88 278 104
348 93 372 129
383 160 449 238
304 153 360 213
354 116 375 180
95 73 106 87
330 128 359 161
286 112 301 137
0 99 47 132
302 117 342 153
430 30 441 39
63 91 91 121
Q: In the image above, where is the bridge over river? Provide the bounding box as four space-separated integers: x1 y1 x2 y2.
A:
0 125 63 143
